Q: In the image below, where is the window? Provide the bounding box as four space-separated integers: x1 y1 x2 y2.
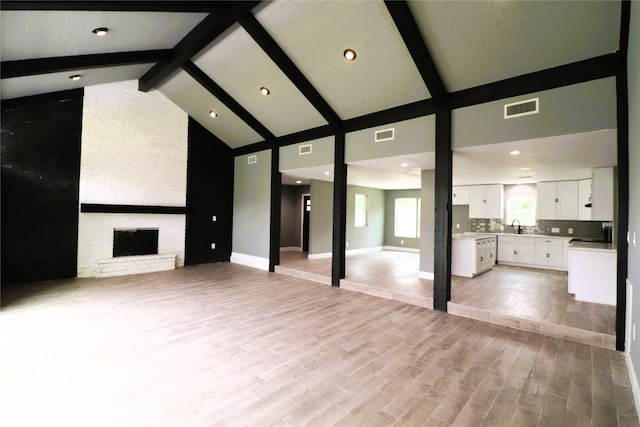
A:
394 198 420 238
354 194 367 227
506 196 536 226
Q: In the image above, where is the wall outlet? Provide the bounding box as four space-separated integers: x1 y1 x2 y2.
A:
346 242 349 248
499 225 504 231
551 227 560 233
568 228 573 234
211 243 216 249
401 240 404 245
212 215 217 222
456 224 460 229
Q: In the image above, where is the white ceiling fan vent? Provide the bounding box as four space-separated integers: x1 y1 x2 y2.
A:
504 98 539 119
375 128 395 142
299 144 312 155
247 155 257 164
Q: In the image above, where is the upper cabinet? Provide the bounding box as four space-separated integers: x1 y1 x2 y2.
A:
452 186 470 205
469 184 504 219
537 181 578 220
591 167 614 221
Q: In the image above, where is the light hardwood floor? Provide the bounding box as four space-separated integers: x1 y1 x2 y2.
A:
1 262 636 426
278 250 616 349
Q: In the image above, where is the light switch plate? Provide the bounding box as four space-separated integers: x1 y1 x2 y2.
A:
212 216 217 222
211 243 216 249
551 227 560 233
568 228 573 234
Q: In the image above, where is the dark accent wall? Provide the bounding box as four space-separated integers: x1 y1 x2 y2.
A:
185 117 233 265
280 184 309 248
1 90 84 284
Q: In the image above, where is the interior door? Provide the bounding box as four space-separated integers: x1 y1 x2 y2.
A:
302 195 311 252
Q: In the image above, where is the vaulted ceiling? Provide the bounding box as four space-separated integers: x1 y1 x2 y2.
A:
1 1 626 184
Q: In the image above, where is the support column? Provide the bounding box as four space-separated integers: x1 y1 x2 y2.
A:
616 66 629 351
433 104 452 311
332 131 347 286
269 146 281 272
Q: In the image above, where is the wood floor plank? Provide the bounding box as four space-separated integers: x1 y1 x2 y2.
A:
1 262 636 427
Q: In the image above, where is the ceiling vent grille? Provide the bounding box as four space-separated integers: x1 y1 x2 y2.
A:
299 144 312 155
504 98 539 119
247 155 257 164
375 128 395 142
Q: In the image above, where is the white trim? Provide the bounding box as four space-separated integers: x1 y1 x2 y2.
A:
383 246 420 253
230 252 269 271
627 352 640 421
504 97 539 119
418 271 434 280
347 246 383 255
280 246 302 252
308 252 332 260
627 279 633 355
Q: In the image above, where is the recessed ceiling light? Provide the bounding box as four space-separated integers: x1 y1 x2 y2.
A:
510 150 521 155
401 163 408 167
209 110 218 118
92 27 109 36
296 180 302 184
520 167 530 171
69 74 82 81
343 49 357 61
260 87 270 96
324 171 330 176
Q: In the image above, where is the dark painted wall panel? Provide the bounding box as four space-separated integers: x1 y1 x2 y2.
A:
185 117 233 265
1 92 83 284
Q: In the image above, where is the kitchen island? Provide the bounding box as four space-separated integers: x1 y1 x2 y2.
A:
567 241 616 305
451 233 496 277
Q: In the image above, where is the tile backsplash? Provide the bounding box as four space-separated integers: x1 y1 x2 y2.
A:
470 218 607 239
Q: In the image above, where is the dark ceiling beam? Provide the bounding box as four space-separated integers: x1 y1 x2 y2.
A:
2 50 171 79
619 0 631 61
0 1 233 12
239 14 342 129
182 61 276 143
138 1 261 92
450 52 622 109
384 0 448 105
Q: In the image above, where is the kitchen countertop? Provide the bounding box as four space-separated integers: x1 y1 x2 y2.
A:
568 241 617 252
452 233 496 240
462 232 572 238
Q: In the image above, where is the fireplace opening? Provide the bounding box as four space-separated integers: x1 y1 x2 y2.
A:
113 229 159 257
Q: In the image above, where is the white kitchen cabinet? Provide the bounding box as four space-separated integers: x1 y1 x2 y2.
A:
452 186 470 205
578 179 592 221
469 184 503 219
497 235 535 265
452 234 496 277
536 181 579 220
592 167 614 221
568 245 616 305
534 237 564 268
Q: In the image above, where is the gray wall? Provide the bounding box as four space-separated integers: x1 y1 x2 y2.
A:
420 170 435 274
384 189 421 249
345 115 435 162
309 179 333 255
628 2 640 375
346 184 385 250
452 205 471 233
452 77 617 149
280 136 334 171
280 184 310 248
232 150 271 258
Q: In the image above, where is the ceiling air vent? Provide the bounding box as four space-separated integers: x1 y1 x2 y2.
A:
299 144 312 155
504 98 539 119
247 155 257 164
375 128 394 142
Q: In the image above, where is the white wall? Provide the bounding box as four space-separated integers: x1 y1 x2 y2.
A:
77 80 188 277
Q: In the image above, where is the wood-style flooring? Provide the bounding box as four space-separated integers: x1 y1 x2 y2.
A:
1 263 637 426
278 250 616 349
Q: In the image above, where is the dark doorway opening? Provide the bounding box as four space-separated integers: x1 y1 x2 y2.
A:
302 195 311 252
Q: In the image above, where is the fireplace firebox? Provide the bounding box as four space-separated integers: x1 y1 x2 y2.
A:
113 229 159 257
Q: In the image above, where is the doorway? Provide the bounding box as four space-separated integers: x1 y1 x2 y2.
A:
302 194 310 252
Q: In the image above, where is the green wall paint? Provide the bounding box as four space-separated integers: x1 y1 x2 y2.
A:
232 150 271 258
346 185 385 250
309 179 333 255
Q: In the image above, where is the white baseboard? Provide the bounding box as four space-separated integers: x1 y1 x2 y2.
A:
230 252 269 271
280 246 302 252
347 246 383 255
627 352 640 421
383 246 420 253
418 271 434 280
308 252 332 260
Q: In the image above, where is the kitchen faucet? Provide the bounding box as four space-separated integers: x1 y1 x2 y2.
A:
511 219 522 234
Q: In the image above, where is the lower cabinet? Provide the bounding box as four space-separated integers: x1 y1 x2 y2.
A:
498 235 570 271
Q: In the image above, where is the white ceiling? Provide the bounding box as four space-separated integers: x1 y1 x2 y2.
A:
1 1 623 188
